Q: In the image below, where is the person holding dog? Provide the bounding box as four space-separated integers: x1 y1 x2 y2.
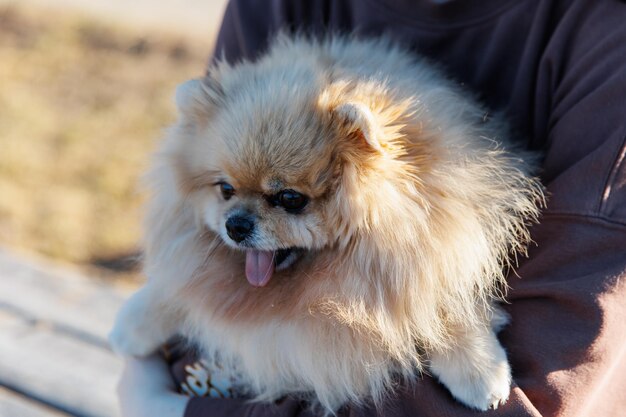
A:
116 1 626 416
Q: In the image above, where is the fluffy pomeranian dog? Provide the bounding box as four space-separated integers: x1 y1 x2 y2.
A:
109 34 544 413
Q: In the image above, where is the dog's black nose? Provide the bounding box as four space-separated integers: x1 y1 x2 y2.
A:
225 216 254 243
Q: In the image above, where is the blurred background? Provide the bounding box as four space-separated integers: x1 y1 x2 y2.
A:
0 0 228 280
0 0 228 415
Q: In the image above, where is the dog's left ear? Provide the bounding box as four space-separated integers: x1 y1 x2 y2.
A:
175 75 223 120
333 102 384 153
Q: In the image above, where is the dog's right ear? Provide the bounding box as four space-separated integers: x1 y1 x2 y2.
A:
175 76 223 120
333 102 385 154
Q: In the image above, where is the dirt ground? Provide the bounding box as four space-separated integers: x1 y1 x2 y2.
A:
0 0 229 39
0 3 225 280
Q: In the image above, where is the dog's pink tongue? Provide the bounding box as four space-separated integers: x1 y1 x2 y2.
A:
245 250 275 287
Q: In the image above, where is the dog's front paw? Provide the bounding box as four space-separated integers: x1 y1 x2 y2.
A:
108 289 168 357
430 331 512 410
108 318 160 357
444 358 511 410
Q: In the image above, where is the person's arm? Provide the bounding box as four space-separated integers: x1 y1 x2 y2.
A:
118 353 319 417
179 1 626 416
117 355 189 417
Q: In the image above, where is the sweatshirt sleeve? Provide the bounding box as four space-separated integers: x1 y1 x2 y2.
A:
208 0 284 66
185 1 626 416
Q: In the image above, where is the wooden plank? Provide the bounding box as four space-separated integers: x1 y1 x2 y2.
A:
0 250 137 417
0 386 69 417
0 249 133 346
0 310 122 417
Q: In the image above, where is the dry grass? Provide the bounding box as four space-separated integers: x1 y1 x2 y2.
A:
0 5 212 277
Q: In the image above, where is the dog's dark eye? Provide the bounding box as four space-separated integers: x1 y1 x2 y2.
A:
218 182 235 200
276 190 308 213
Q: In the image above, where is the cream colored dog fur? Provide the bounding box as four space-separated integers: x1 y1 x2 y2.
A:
109 35 544 413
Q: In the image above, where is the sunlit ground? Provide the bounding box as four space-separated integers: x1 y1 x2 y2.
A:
0 5 213 279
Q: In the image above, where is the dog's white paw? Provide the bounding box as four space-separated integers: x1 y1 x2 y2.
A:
449 361 511 411
108 319 161 357
434 355 511 411
430 321 513 411
108 288 167 357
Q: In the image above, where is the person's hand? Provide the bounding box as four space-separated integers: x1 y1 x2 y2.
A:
117 354 190 417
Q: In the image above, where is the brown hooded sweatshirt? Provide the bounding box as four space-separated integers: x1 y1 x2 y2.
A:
172 1 626 416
